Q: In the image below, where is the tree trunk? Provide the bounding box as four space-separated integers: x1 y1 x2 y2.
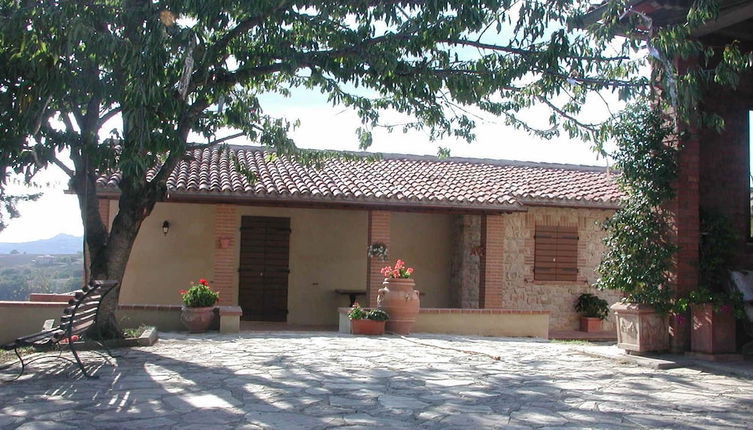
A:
74 169 160 339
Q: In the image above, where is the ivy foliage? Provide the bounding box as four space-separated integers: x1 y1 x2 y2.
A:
672 209 746 318
596 102 678 313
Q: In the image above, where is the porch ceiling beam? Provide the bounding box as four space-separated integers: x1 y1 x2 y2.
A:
693 3 753 37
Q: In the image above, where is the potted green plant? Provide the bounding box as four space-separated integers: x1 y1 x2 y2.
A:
575 293 609 332
179 278 220 333
348 303 389 335
677 210 744 356
596 103 677 353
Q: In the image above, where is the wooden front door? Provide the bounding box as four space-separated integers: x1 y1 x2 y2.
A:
239 216 291 321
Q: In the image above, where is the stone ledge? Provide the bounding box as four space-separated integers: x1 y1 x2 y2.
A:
218 305 243 316
118 304 182 312
0 301 69 308
338 307 549 315
338 307 549 338
28 293 75 302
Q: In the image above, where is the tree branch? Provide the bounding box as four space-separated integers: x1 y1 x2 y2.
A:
187 132 245 150
98 107 121 128
50 155 75 178
439 38 630 62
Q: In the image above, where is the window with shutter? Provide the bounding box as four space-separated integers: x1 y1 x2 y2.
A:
534 225 578 282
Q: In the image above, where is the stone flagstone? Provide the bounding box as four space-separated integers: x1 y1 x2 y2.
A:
0 331 751 429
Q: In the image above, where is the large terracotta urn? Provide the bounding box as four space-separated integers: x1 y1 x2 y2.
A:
180 306 216 333
611 302 669 353
377 278 420 335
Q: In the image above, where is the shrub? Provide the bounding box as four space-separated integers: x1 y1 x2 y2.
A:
179 278 219 307
575 293 609 320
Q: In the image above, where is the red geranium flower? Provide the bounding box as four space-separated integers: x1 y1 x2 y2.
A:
179 289 188 295
199 278 208 286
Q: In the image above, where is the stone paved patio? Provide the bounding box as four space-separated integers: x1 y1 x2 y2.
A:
1 332 752 429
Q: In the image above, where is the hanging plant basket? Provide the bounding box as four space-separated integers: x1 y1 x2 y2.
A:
367 242 389 260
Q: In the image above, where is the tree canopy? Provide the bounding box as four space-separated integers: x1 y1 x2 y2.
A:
0 0 642 212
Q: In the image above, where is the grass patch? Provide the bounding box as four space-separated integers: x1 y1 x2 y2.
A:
122 324 150 339
0 346 34 365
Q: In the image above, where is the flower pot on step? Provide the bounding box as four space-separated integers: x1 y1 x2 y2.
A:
180 306 216 333
351 319 386 335
580 317 603 333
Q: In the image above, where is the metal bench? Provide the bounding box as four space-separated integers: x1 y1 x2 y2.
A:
1 280 119 379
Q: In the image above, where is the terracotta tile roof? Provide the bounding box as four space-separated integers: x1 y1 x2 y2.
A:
97 145 623 210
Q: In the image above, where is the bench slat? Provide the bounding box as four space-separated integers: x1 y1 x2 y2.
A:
64 300 101 315
60 307 99 323
64 320 95 336
61 313 98 332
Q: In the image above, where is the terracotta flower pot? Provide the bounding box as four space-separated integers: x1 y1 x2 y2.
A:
579 317 603 333
181 306 216 333
611 302 669 353
377 278 420 335
691 303 737 354
351 319 386 335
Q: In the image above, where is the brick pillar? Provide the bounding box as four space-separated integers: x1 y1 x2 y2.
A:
667 121 701 353
366 211 391 307
480 214 504 308
213 205 238 306
98 199 111 229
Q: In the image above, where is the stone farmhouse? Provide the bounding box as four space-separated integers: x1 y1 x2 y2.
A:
91 145 624 336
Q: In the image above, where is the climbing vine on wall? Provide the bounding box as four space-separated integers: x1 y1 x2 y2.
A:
595 102 678 313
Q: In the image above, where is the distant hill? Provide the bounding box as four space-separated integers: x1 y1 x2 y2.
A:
0 234 83 255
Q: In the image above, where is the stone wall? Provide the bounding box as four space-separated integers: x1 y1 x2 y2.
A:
500 206 622 331
449 215 481 308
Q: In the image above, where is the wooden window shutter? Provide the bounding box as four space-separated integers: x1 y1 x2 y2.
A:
534 225 578 282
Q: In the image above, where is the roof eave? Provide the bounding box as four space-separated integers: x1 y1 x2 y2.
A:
96 187 527 213
521 198 622 210
96 187 622 211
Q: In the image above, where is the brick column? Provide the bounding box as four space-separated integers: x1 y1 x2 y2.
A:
98 199 111 229
366 211 391 307
213 205 238 306
480 214 504 308
667 130 700 353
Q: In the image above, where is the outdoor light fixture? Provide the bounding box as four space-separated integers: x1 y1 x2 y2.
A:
162 220 170 236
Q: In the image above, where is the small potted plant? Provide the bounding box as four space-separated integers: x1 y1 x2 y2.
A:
348 303 389 335
179 278 220 333
575 293 609 332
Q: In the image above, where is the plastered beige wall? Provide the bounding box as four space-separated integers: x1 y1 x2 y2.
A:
413 312 549 338
0 303 67 345
114 202 215 305
232 206 368 326
116 309 183 332
500 207 622 331
0 303 185 344
390 212 453 308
